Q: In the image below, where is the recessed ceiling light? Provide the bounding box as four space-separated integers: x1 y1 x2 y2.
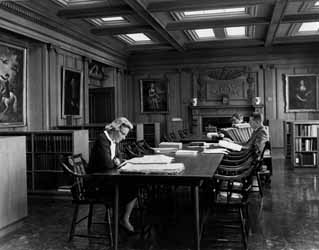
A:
315 1 319 6
101 17 124 22
194 29 215 38
126 33 151 42
184 8 245 16
226 26 246 36
299 22 319 32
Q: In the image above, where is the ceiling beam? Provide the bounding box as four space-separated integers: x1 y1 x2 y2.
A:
122 0 185 52
127 44 174 52
166 17 270 31
148 0 276 12
185 39 264 49
274 35 319 44
264 0 288 47
282 13 319 23
57 6 134 19
91 25 153 36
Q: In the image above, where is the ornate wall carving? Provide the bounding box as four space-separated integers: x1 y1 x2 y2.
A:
197 67 257 104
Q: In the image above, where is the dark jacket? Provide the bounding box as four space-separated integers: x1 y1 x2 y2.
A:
87 132 119 174
244 126 269 153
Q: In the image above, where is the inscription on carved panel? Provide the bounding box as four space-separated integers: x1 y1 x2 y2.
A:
206 78 246 100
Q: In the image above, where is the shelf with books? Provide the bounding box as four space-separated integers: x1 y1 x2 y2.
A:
0 130 88 193
286 121 319 168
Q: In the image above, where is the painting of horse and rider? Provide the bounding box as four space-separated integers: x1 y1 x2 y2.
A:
0 42 26 126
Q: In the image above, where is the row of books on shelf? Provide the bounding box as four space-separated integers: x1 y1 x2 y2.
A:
30 135 74 153
295 125 319 137
28 154 64 171
295 138 317 151
295 153 317 166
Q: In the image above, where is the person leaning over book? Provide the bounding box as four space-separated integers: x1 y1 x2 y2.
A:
224 112 269 154
86 117 138 233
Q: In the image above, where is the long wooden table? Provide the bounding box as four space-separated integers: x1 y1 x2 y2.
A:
93 153 223 250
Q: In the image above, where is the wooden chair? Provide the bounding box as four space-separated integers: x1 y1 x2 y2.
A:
59 154 113 246
209 156 256 250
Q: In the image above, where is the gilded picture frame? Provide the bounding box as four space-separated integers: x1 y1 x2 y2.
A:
0 41 27 127
285 74 318 112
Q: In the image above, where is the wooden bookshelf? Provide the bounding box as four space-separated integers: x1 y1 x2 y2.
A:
285 121 319 168
284 120 293 159
0 130 88 193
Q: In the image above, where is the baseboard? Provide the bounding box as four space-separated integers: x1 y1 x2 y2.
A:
0 217 26 238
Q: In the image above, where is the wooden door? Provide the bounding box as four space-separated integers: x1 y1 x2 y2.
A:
89 87 115 123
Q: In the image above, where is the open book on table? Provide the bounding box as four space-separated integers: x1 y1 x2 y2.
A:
218 140 242 151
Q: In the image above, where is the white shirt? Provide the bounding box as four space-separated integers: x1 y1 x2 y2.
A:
104 130 116 160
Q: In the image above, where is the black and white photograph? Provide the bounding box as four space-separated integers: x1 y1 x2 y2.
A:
3 1 319 250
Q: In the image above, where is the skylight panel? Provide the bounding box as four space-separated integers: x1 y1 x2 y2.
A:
54 0 103 6
126 33 150 42
117 33 154 45
194 29 215 39
184 7 245 17
89 16 128 26
299 22 319 32
101 17 124 22
226 26 246 37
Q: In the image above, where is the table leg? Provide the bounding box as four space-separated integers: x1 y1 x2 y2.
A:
114 184 119 250
192 185 200 250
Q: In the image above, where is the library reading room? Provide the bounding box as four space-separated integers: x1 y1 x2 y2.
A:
2 1 319 250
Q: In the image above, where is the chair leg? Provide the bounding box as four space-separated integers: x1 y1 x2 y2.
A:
239 207 248 250
106 207 113 248
88 204 94 233
256 172 263 197
69 204 79 241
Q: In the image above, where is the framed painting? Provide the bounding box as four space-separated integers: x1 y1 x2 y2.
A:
62 67 83 118
140 79 168 113
0 41 27 127
285 74 318 112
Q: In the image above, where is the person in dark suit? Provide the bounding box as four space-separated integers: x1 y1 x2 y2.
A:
242 112 269 153
223 112 269 154
87 117 137 233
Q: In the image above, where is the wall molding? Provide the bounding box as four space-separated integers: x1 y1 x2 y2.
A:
0 2 127 68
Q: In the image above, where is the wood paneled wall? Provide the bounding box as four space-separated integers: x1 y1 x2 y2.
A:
126 56 319 148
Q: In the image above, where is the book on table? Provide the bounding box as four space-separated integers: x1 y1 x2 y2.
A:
218 140 242 151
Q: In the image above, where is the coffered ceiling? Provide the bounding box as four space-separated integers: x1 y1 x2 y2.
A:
11 0 319 55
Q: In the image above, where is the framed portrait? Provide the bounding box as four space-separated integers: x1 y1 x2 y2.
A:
285 74 318 112
62 67 83 118
0 41 27 127
140 79 168 113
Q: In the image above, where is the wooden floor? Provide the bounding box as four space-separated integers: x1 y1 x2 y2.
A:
1 149 319 250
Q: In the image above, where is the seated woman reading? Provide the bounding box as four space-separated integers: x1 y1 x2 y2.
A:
87 117 138 233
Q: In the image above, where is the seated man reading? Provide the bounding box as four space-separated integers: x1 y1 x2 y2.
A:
224 112 269 154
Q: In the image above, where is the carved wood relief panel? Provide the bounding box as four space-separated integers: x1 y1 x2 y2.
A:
197 67 257 104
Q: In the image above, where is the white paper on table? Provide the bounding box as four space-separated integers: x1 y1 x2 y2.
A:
152 147 178 154
202 148 230 154
123 155 174 165
119 162 185 174
175 150 198 156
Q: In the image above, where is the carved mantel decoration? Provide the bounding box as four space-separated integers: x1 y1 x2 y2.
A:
190 67 262 137
196 67 257 105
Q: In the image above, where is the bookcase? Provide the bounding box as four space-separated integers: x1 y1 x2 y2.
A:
56 122 160 149
284 121 319 168
284 120 293 159
0 130 88 193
